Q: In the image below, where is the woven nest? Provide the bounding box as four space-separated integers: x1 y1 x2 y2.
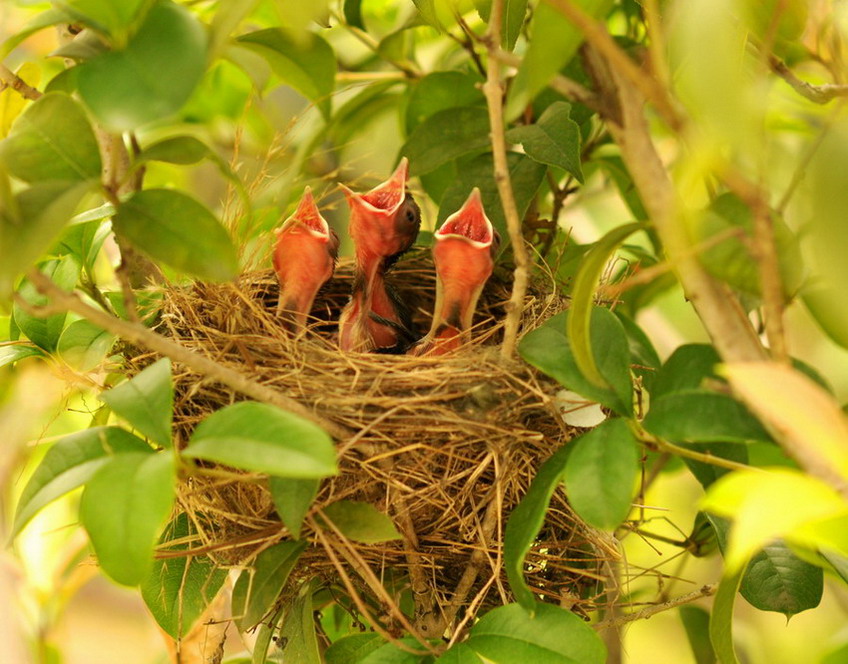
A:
131 248 620 639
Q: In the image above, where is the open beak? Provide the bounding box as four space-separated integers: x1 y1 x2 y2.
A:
410 188 497 356
273 187 339 330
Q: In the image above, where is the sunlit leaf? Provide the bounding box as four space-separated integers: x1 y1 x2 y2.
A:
78 1 207 130
404 71 484 133
438 643 485 664
519 309 633 416
0 9 73 58
721 362 848 482
0 343 44 368
506 101 582 182
112 188 238 282
504 444 570 610
54 0 153 39
232 540 307 630
0 92 101 182
57 319 116 371
320 501 401 544
709 566 743 664
326 633 385 664
269 476 319 540
185 402 337 478
80 452 176 586
12 255 80 351
12 426 150 537
237 28 336 118
466 602 606 663
140 514 228 638
99 357 173 448
401 107 491 177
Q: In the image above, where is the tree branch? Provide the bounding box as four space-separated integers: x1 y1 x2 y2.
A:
770 56 848 104
593 584 717 630
26 269 353 440
482 0 529 359
0 62 41 100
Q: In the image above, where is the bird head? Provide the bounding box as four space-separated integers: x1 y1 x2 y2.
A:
275 186 336 249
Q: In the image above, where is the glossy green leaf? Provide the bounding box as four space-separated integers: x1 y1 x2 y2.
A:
568 222 644 388
679 605 716 664
280 578 322 664
1 180 92 298
437 643 484 664
504 444 571 610
112 188 238 282
506 101 582 182
237 28 336 118
55 215 112 269
0 93 101 182
78 1 207 130
644 390 772 445
401 107 491 177
99 357 173 448
357 637 430 663
80 452 176 586
232 540 308 630
652 344 721 400
326 633 385 664
13 256 81 351
12 426 150 537
186 402 336 477
320 501 401 544
136 135 217 166
140 513 228 638
739 541 822 618
57 319 116 371
405 71 484 133
709 566 743 664
505 0 614 119
343 0 365 29
564 419 638 530
466 602 605 664
437 152 546 243
269 476 319 539
519 309 633 415
0 343 44 368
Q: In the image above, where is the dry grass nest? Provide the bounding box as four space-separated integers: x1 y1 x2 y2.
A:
130 248 621 638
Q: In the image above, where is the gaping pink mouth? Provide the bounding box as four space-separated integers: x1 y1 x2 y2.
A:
288 187 330 237
436 188 493 245
359 158 408 212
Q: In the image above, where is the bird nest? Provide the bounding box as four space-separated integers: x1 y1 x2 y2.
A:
130 249 620 639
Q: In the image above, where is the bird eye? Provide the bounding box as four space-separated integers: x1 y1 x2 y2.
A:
406 208 417 223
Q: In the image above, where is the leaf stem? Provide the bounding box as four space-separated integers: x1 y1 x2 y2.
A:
593 584 717 630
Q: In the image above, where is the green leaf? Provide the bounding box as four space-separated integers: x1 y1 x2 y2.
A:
506 102 583 182
269 476 319 540
237 28 336 118
466 602 605 664
474 0 528 50
55 214 112 269
401 107 492 177
57 319 116 371
823 643 848 664
437 152 546 243
709 566 743 664
1 9 73 58
13 255 81 351
643 390 772 445
592 155 648 221
437 643 484 664
78 1 207 131
0 343 44 368
185 402 337 478
343 0 365 29
504 444 571 610
112 188 238 282
505 0 614 119
679 605 716 664
564 419 638 530
739 541 823 618
681 443 749 489
614 311 661 391
232 540 307 630
320 501 401 544
140 513 228 638
99 357 173 448
280 579 322 664
252 606 284 664
80 452 176 586
404 71 484 133
12 426 150 537
519 308 633 416
54 0 153 39
357 637 430 663
0 92 101 183
1 180 93 298
326 633 385 664
568 223 644 388
652 344 720 400
136 135 217 166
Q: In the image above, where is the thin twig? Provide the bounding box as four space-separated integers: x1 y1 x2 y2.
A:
0 62 42 100
770 56 848 104
26 269 353 440
482 0 528 359
593 584 717 630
